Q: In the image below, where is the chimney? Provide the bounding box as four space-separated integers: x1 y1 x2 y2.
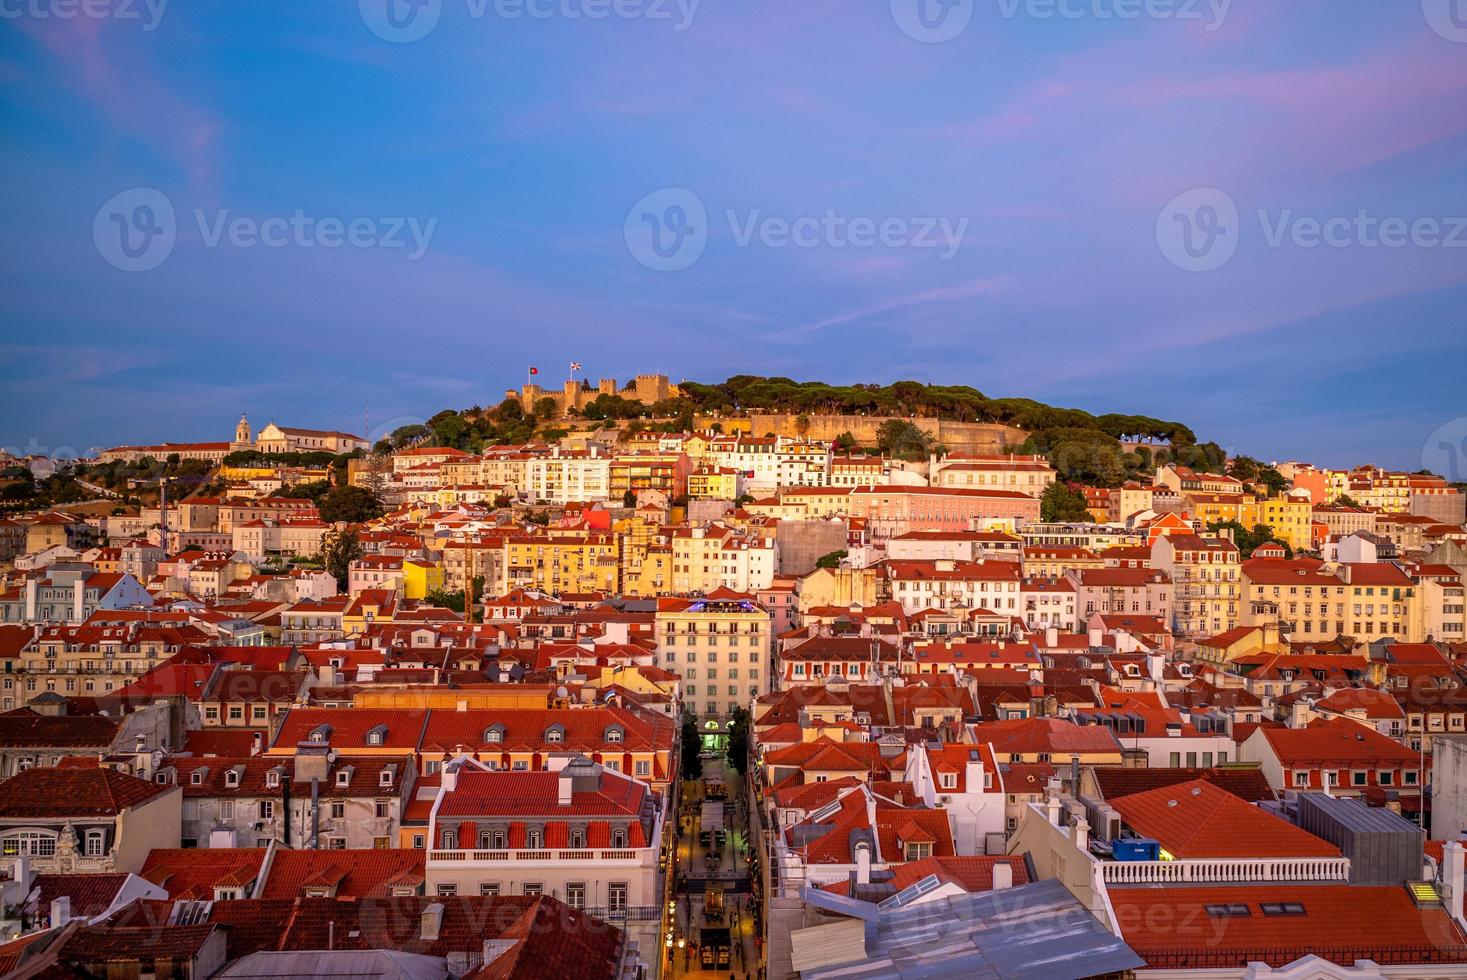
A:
24 580 37 622
50 896 71 928
1073 817 1090 852
854 841 872 885
251 732 264 756
558 769 574 807
991 862 1013 890
420 902 444 941
1046 794 1062 827
1088 624 1103 648
73 579 85 623
1044 627 1057 648
1444 842 1466 930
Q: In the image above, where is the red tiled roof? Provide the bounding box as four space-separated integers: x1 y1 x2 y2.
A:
259 849 425 899
1109 780 1338 858
0 767 171 818
1111 885 1467 969
141 848 268 899
821 854 1030 896
1258 717 1419 766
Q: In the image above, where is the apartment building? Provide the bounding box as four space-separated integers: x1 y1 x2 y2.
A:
654 592 771 720
1150 533 1240 636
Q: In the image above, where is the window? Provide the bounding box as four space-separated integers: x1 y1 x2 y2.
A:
331 802 346 818
608 882 627 911
436 884 457 896
1352 771 1368 787
1205 904 1252 917
612 827 627 848
635 759 651 777
3 832 57 857
523 882 543 897
220 801 235 820
328 837 347 849
258 801 274 820
527 829 543 849
479 883 500 896
566 882 586 909
376 801 390 818
412 833 426 849
1260 902 1306 916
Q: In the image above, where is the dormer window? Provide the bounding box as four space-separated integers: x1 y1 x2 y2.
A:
612 828 626 848
266 769 281 788
379 769 394 787
545 726 564 744
310 725 331 743
335 768 353 787
224 768 241 788
366 725 387 746
442 830 457 848
527 829 543 849
190 769 206 785
484 726 504 744
570 829 585 848
605 726 624 744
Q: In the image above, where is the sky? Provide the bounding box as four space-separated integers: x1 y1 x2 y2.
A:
1 0 1464 471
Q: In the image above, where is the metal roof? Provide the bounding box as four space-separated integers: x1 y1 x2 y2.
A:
801 878 1144 980
215 950 448 980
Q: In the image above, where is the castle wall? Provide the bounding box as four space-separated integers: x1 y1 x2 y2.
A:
704 414 1027 454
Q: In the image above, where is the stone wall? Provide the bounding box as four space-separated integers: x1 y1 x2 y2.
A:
706 414 1027 453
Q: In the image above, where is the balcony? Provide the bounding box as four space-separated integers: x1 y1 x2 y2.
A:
429 847 644 863
1101 856 1350 885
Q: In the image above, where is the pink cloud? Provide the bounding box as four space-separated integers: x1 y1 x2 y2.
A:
15 15 223 193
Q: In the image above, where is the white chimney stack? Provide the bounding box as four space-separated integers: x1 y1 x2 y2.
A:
991 862 1013 890
51 896 71 927
420 902 444 941
1444 841 1466 930
855 841 872 885
558 770 574 807
1073 817 1090 852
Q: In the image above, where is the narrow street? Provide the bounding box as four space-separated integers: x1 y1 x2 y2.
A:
663 755 762 980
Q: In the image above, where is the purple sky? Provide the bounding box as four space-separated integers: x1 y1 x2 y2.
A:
1 0 1464 470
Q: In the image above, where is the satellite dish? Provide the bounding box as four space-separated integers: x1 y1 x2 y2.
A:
556 685 569 700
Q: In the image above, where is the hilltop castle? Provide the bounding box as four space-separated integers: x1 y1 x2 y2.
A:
506 373 680 416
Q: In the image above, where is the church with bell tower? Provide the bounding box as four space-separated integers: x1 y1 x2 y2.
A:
230 414 254 452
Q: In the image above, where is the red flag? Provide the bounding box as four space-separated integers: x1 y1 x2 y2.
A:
529 366 539 375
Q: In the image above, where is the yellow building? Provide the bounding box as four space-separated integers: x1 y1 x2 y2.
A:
621 541 673 596
402 558 445 600
1254 494 1313 550
689 466 741 500
1151 533 1241 636
501 531 619 595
